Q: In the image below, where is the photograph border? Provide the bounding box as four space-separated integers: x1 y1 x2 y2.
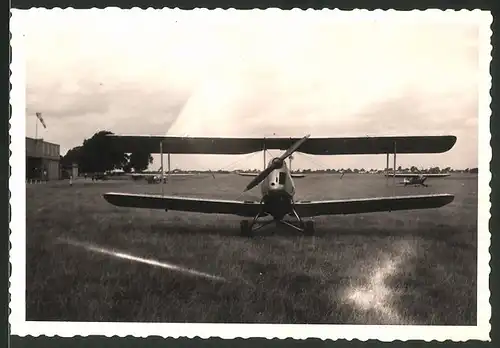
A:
8 6 494 343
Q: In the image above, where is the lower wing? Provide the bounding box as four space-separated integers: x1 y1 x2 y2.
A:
103 192 261 217
103 192 453 217
294 194 454 217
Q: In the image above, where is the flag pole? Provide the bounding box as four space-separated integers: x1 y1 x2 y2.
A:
35 114 38 140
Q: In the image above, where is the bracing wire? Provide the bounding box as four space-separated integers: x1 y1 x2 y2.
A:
196 151 263 193
298 153 335 172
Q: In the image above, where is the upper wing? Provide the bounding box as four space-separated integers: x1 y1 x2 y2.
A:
128 173 157 177
421 173 450 177
103 192 261 217
294 194 454 217
106 135 457 155
384 173 451 178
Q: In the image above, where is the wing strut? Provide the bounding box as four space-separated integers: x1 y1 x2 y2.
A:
385 153 389 187
168 152 171 189
393 141 397 194
159 140 163 195
263 137 266 170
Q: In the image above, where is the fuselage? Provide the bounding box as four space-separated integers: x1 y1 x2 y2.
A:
403 175 427 185
258 158 296 220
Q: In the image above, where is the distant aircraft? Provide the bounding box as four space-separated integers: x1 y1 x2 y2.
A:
103 134 456 236
90 172 109 181
384 172 450 187
127 167 196 183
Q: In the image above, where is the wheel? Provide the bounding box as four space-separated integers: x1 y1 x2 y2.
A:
303 220 315 236
240 220 253 237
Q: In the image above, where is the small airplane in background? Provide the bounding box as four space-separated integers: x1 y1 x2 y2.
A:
127 167 196 183
102 133 456 236
384 172 450 187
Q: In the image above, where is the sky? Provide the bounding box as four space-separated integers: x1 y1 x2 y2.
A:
18 9 483 171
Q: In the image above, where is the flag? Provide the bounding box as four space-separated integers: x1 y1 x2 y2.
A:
36 112 47 129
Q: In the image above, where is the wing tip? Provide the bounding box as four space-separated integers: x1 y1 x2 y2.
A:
102 192 115 205
441 135 457 153
102 192 128 207
441 193 455 206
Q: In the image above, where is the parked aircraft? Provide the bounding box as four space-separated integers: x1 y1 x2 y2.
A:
103 134 456 236
384 172 450 187
127 167 197 183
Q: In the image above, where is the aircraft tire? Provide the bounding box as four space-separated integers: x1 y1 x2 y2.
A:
303 220 315 236
240 220 253 237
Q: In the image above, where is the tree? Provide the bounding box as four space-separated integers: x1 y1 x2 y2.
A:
429 166 441 174
127 150 153 172
61 146 82 167
62 130 129 173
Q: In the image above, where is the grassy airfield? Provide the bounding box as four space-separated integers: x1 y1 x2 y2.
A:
25 173 478 324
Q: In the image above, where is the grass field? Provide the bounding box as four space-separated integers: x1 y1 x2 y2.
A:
25 173 478 325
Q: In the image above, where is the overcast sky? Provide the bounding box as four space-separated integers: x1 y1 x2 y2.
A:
19 9 482 170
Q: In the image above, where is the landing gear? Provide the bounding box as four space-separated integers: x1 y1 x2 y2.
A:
240 220 252 237
239 216 274 237
239 205 315 237
303 220 315 236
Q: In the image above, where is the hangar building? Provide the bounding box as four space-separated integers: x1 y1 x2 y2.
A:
26 137 61 181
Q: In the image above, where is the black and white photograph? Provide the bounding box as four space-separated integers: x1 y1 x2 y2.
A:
9 8 491 341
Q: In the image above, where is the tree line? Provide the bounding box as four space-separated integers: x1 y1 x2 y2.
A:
61 130 153 173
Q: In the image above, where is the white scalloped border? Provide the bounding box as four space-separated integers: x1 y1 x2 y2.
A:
9 8 492 341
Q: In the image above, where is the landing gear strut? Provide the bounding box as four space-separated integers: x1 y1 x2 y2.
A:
239 205 315 237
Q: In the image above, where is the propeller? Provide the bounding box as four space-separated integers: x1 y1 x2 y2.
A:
243 134 310 192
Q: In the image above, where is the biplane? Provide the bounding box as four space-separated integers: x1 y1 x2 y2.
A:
383 172 450 187
127 167 196 183
103 134 457 236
